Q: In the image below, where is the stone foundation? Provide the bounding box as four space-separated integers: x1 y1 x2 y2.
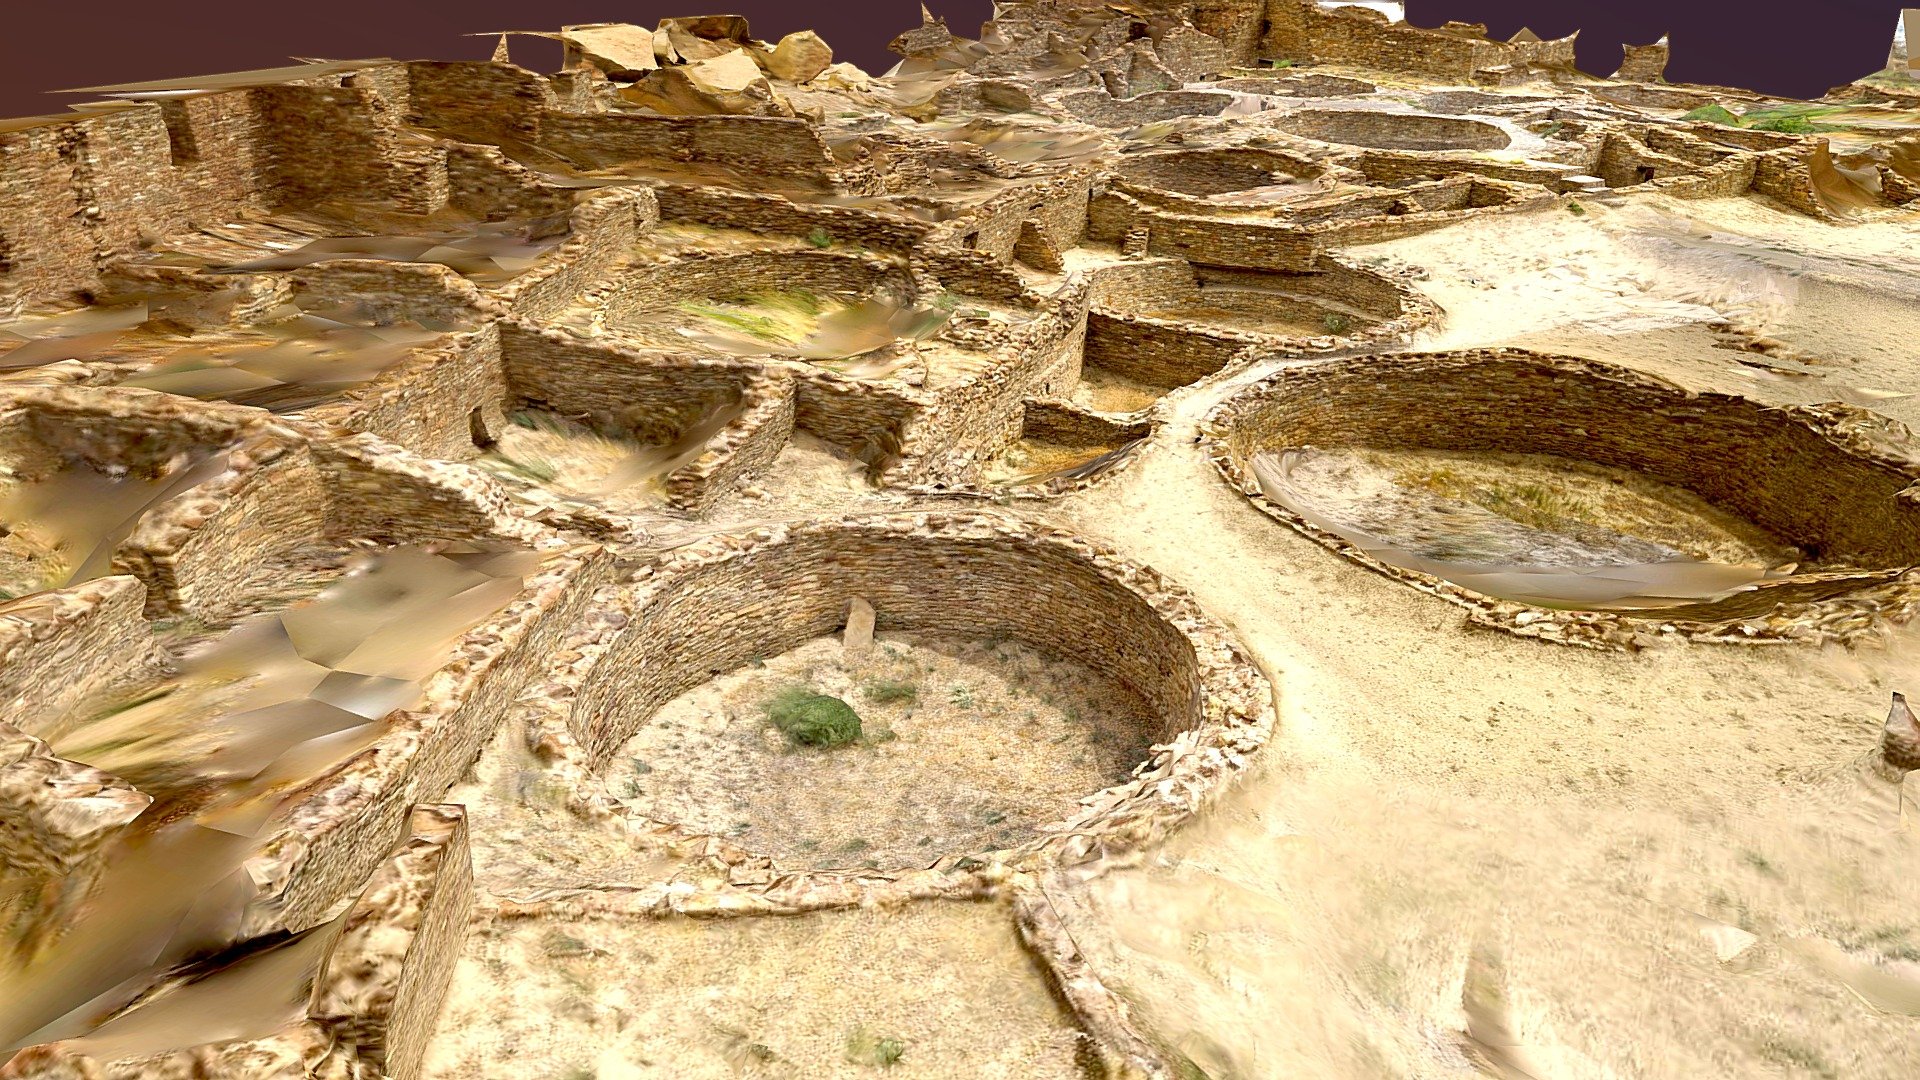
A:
515 511 1273 890
1204 349 1920 648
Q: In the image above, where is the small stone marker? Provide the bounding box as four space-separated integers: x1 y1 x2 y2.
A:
844 596 876 657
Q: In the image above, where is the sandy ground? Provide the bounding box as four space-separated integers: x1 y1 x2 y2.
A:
617 632 1154 869
979 436 1128 487
1280 447 1800 568
424 901 1090 1080
1030 193 1920 1078
431 191 1920 1079
1073 366 1166 413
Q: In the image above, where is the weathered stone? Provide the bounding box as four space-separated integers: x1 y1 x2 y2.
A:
767 30 833 83
843 595 876 655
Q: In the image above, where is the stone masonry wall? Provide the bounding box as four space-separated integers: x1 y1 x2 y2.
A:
1214 350 1920 566
565 515 1209 768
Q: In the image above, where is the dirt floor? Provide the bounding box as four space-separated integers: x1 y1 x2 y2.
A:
1073 366 1166 413
979 437 1129 488
424 901 1092 1080
1276 446 1803 569
613 631 1155 870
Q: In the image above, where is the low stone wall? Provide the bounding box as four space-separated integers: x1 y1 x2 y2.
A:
0 577 165 738
286 261 493 327
247 528 610 934
0 720 149 880
1274 109 1513 151
599 248 908 328
1082 256 1437 392
311 325 508 463
1053 88 1239 127
539 113 842 187
909 396 1156 501
102 416 550 625
7 804 474 1080
498 321 797 513
1211 73 1377 97
1090 182 1554 271
1112 146 1322 202
117 432 329 621
654 185 936 252
518 512 1274 883
491 187 658 323
891 288 1089 483
1202 349 1920 647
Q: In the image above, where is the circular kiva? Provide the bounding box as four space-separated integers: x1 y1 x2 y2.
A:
520 511 1274 877
1202 349 1920 648
1111 146 1328 206
1272 108 1513 151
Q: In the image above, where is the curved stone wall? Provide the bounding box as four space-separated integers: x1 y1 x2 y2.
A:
1274 109 1513 151
1203 349 1920 647
1112 147 1323 200
520 512 1273 873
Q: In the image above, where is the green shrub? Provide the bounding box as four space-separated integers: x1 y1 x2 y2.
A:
1679 104 1741 126
806 226 833 248
1321 312 1352 334
1746 114 1825 134
861 679 919 704
845 1027 906 1068
766 688 863 747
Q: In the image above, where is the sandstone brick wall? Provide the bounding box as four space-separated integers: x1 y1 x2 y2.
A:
0 109 183 312
600 248 909 327
495 188 658 322
540 113 841 186
309 805 472 1080
310 436 532 547
254 82 410 207
316 326 509 462
1116 147 1320 199
1087 312 1256 390
1210 349 1920 575
118 438 330 620
498 321 796 510
0 720 149 880
287 261 493 326
252 543 608 934
443 144 576 220
1056 88 1238 127
156 90 277 223
1275 109 1513 151
897 295 1088 479
567 515 1209 767
1021 396 1152 446
502 321 755 440
1617 40 1672 82
654 185 935 251
1349 151 1566 187
0 577 161 739
405 61 553 144
12 804 477 1080
1751 147 1830 217
1081 256 1432 391
789 371 923 459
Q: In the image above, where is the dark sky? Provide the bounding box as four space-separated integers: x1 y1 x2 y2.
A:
0 1 1903 118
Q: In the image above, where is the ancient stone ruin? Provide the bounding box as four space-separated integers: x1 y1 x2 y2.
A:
5 3 1920 1077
